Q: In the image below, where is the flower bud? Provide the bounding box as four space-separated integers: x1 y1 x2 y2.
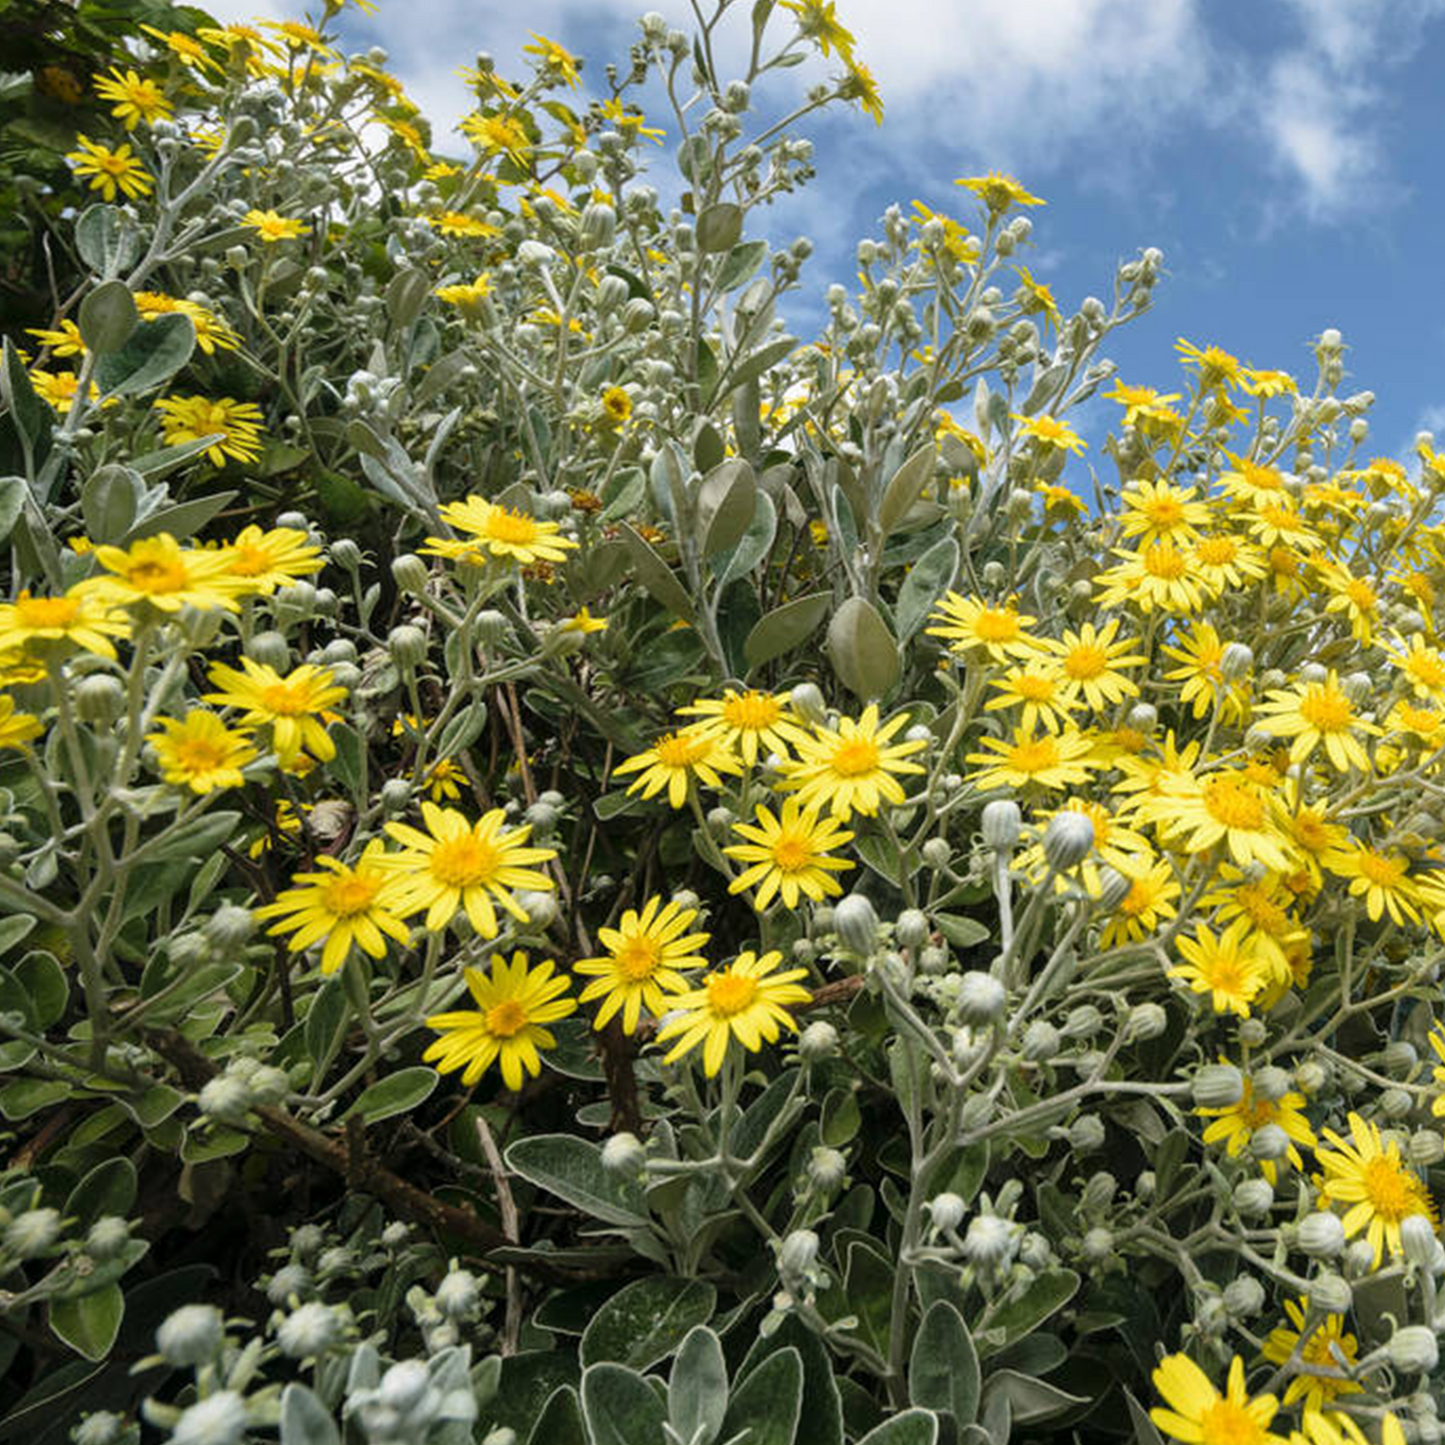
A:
1081 1226 1114 1261
1220 643 1254 681
1125 1002 1168 1043
515 890 558 930
388 624 428 671
1022 1020 1060 1061
799 1020 838 1063
1061 1005 1103 1040
895 909 929 950
1043 812 1094 870
1400 1212 1440 1268
171 1394 247 1445
5 1207 61 1259
156 1303 225 1366
73 1412 124 1445
623 297 656 331
1238 1017 1268 1048
789 682 827 726
601 1132 646 1177
921 838 951 870
74 674 125 726
808 1147 847 1192
982 799 1022 849
1387 1324 1439 1375
1343 1240 1377 1277
198 1075 252 1124
248 1065 289 1105
956 971 1006 1026
1233 1178 1274 1219
834 893 880 955
1380 1087 1414 1121
380 778 412 814
1223 1275 1266 1318
1249 1066 1292 1104
1249 1123 1290 1163
1193 1064 1245 1109
928 1192 966 1232
277 1300 342 1357
1409 1130 1445 1167
436 1268 481 1319
1081 1171 1117 1212
1097 865 1132 912
475 610 511 649
577 201 617 250
86 1216 130 1261
205 904 256 953
1309 1272 1352 1314
267 1263 312 1304
962 1214 1017 1267
1067 1114 1106 1153
1298 1211 1346 1258
330 538 362 570
377 1358 432 1410
246 630 291 671
1295 1059 1328 1094
778 1229 820 1281
391 553 429 594
1127 702 1158 732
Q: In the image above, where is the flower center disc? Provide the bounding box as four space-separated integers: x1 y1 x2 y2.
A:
485 999 529 1037
615 936 660 981
723 692 780 730
485 509 540 545
429 835 498 888
771 836 813 872
261 682 312 716
322 874 379 917
830 738 880 777
1203 777 1265 830
706 973 758 1017
17 596 80 628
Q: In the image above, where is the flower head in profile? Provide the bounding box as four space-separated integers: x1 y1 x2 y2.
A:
574 896 710 1034
134 292 241 354
379 803 556 936
204 658 347 767
1175 337 1243 391
65 135 153 201
613 727 742 809
255 841 411 975
25 320 86 358
0 697 43 752
954 172 1045 213
839 59 883 124
1150 1353 1285 1445
655 950 812 1077
139 24 224 72
1314 1112 1437 1266
424 952 577 1091
782 706 928 820
146 711 258 794
1012 413 1086 455
725 798 855 911
781 0 856 59
522 32 581 87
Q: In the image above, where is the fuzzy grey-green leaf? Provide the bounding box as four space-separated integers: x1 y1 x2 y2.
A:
78 280 139 354
744 591 831 671
580 1363 667 1445
669 1326 728 1445
697 202 744 253
506 1135 649 1227
620 523 697 622
909 1301 980 1424
878 442 938 538
345 1067 437 1124
580 1276 716 1370
828 596 900 700
698 458 757 557
95 313 195 397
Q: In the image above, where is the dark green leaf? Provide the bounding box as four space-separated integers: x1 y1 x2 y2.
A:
48 1283 123 1362
526 1386 587 1445
344 1067 437 1124
506 1135 649 1227
828 596 900 700
722 1345 802 1445
909 1301 980 1424
982 1370 1088 1425
856 1410 939 1445
77 280 138 354
619 523 696 622
580 1277 716 1370
669 1326 728 1445
580 1363 667 1445
95 313 195 397
743 592 830 671
64 1158 136 1228
984 1268 1080 1350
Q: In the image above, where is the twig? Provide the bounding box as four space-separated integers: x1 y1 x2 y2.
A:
475 1112 522 1355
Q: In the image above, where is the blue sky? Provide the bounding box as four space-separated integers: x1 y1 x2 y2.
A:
213 0 1445 465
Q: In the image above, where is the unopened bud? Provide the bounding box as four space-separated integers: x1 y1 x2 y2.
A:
1298 1212 1346 1258
435 1268 481 1319
156 1303 225 1366
1233 1178 1274 1219
956 971 1006 1026
601 1132 647 1177
1223 1275 1265 1318
1193 1064 1244 1108
1387 1324 1439 1375
808 1147 847 1192
75 674 125 725
1067 1114 1106 1153
1400 1212 1440 1267
834 893 880 955
198 1075 252 1123
961 1214 1017 1266
778 1229 820 1280
1022 1020 1060 1061
895 909 929 950
1220 643 1253 681
387 624 428 671
799 1020 838 1062
277 1300 342 1357
1309 1273 1352 1314
1043 812 1094 870
982 799 1022 849
789 682 827 726
391 553 429 594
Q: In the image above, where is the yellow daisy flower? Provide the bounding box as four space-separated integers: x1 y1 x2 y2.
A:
676 688 810 766
0 697 43 751
601 385 632 426
242 209 311 243
1012 413 1086 455
77 533 245 613
965 726 1096 794
1254 672 1378 774
1094 539 1207 614
204 658 348 767
1118 479 1211 542
1314 1112 1437 1267
954 172 1045 213
93 67 172 129
655 950 812 1077
1261 1298 1361 1413
926 592 1039 661
613 727 743 810
1151 1354 1285 1445
1322 840 1422 926
220 525 323 593
1098 853 1180 948
146 711 258 794
255 841 412 975
25 320 86 357
65 134 153 201
154 394 264 467
724 798 855 910
984 659 1076 734
424 952 577 1091
427 497 578 567
781 705 928 820
1175 337 1244 391
574 895 710 1034
1142 768 1292 873
1169 918 1271 1017
379 803 556 936
1042 619 1145 712
0 589 129 661
1196 1071 1315 1185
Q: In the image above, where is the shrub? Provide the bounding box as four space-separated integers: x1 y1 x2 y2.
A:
0 2 1442 1444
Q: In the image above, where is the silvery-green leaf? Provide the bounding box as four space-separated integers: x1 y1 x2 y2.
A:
78 280 138 354
828 596 900 700
95 313 195 397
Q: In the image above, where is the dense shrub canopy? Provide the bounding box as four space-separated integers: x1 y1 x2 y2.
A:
0 3 1443 1444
